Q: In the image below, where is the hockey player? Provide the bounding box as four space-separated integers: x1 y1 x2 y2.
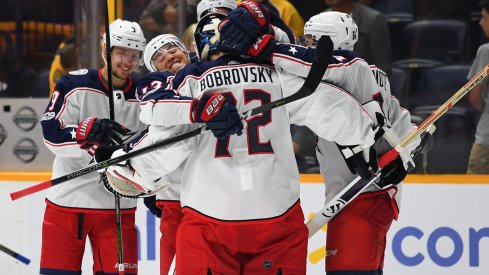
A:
138 33 191 275
39 19 145 275
303 12 417 274
219 6 418 274
101 11 408 274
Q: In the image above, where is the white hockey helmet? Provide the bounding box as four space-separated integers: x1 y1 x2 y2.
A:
303 11 358 51
102 19 146 53
144 34 188 72
197 0 237 21
194 12 226 61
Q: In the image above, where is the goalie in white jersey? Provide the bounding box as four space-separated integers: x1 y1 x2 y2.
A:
103 10 401 274
218 5 421 274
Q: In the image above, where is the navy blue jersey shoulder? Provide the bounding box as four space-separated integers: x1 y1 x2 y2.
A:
137 71 176 101
332 49 360 63
55 69 103 96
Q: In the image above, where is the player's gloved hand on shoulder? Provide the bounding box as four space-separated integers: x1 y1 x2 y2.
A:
102 147 171 198
193 93 243 139
338 143 378 180
76 117 130 155
143 195 162 218
375 148 409 188
219 1 271 56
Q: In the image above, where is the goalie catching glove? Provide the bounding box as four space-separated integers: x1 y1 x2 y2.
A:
96 145 171 198
192 93 243 139
76 117 131 155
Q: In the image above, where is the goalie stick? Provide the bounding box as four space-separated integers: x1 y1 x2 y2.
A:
306 62 489 238
307 124 436 238
0 243 30 265
10 35 334 201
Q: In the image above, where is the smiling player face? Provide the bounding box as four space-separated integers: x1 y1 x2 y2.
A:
152 44 190 74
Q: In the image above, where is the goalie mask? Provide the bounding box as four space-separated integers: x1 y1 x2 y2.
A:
144 34 189 72
194 12 226 61
303 11 358 51
196 0 237 20
102 19 146 66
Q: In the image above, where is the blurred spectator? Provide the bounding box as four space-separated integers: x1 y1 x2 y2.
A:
324 0 392 77
139 0 199 39
269 0 305 36
0 31 35 98
139 0 179 40
48 36 81 96
289 0 328 22
467 0 489 174
182 23 197 52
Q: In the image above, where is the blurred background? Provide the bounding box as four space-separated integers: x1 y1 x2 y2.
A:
0 0 487 174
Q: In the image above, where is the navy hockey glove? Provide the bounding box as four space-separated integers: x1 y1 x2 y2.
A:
193 93 243 139
76 117 130 151
376 148 408 188
219 1 271 56
144 195 162 218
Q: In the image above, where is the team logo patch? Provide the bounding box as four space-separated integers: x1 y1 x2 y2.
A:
13 138 39 163
41 112 56 121
13 106 38 131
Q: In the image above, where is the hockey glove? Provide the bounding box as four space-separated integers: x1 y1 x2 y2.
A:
376 148 408 188
143 195 162 218
76 117 130 152
193 93 243 139
103 148 171 198
219 1 271 56
338 143 378 180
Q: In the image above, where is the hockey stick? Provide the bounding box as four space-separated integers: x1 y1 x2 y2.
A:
0 243 30 265
306 62 489 238
10 35 333 201
307 124 435 238
103 2 125 274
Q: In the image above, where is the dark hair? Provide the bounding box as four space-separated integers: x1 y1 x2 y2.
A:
480 0 489 12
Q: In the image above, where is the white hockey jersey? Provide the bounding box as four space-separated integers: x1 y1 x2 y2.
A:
129 55 377 221
40 69 144 211
272 45 419 212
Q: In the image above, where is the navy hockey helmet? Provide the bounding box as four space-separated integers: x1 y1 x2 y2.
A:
193 12 226 61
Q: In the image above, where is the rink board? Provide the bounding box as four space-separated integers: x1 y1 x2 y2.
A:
0 174 488 274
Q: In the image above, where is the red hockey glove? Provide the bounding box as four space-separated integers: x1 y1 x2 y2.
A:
193 93 243 139
76 117 130 150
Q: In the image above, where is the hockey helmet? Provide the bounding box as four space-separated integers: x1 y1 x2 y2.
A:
303 11 358 51
197 0 237 21
194 12 226 61
102 19 146 64
144 34 188 72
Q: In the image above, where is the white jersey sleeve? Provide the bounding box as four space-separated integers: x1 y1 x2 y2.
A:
278 69 376 147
